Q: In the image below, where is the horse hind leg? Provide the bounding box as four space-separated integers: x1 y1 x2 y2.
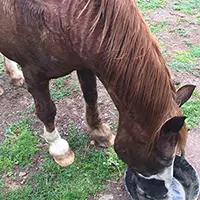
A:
3 56 24 86
25 73 74 167
77 69 115 147
0 87 3 95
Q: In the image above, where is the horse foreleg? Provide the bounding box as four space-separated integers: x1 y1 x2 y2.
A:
4 56 24 86
26 78 74 167
77 69 115 147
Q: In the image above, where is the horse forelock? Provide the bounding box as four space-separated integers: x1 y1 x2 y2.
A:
93 0 186 152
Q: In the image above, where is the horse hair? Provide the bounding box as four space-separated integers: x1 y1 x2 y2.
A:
92 0 186 152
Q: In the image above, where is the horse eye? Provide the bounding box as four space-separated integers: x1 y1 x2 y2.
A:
162 157 172 162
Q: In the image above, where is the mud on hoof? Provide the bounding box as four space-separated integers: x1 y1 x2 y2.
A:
53 149 75 167
49 138 75 167
10 71 24 86
91 123 115 147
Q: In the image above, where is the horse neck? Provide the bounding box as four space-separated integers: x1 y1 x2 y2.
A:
97 42 176 135
91 0 176 134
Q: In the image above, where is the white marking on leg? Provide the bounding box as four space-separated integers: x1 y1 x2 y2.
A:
43 127 61 142
43 127 70 156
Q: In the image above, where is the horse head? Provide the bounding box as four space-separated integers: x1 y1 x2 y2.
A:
114 84 195 198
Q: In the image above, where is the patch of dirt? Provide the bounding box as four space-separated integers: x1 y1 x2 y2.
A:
186 125 200 177
89 179 130 200
186 126 200 200
2 175 22 191
173 71 200 92
0 82 33 142
145 0 200 60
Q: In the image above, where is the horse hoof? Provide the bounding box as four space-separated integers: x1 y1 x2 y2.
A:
92 123 115 147
11 75 24 86
12 78 24 86
53 149 75 167
101 132 115 147
49 137 75 167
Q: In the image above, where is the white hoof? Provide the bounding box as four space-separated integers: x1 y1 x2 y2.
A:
43 127 75 167
49 138 70 156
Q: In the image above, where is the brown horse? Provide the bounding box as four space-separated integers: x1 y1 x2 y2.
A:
0 0 195 198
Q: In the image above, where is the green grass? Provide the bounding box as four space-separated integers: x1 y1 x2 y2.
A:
173 0 200 14
150 21 167 33
197 14 200 25
159 41 165 47
168 27 189 37
0 122 126 200
0 57 4 73
176 28 189 37
169 60 199 75
184 40 193 47
169 44 200 75
136 0 166 12
181 91 200 129
173 51 196 63
177 18 188 23
50 75 80 100
0 120 39 173
190 45 200 57
174 44 200 61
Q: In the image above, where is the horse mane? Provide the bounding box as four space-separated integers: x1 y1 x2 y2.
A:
92 0 186 152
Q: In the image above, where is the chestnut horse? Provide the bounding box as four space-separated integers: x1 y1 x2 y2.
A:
0 0 195 198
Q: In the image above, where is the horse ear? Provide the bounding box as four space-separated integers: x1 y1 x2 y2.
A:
156 117 186 157
161 116 186 134
176 85 195 107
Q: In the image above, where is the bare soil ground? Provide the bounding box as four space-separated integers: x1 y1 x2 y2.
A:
0 1 200 199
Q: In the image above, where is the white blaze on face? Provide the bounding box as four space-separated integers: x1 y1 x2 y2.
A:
139 157 175 191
